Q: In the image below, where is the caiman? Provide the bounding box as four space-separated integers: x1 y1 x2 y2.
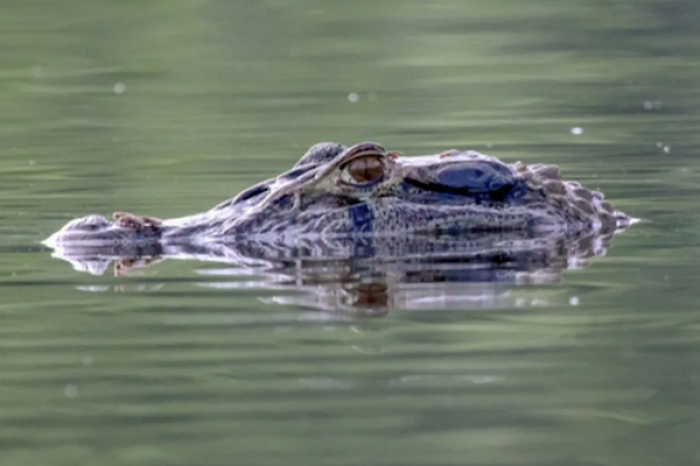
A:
44 141 631 247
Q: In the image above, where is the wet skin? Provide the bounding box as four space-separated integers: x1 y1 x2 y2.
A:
45 142 631 247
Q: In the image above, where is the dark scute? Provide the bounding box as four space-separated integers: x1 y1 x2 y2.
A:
278 163 320 181
438 167 487 189
233 184 269 204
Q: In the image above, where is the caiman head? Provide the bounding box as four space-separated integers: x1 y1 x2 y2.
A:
44 141 631 247
212 141 630 238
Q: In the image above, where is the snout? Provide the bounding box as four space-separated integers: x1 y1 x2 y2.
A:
44 214 158 247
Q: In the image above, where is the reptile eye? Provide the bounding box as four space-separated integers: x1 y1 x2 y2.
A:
340 155 385 185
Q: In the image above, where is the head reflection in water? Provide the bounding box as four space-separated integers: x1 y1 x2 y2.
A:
50 229 618 314
45 141 632 313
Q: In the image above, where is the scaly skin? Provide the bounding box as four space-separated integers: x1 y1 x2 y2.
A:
44 141 631 248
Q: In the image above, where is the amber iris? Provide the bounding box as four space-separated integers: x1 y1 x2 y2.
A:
341 155 384 184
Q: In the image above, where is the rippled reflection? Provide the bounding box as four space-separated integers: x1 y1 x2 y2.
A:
49 227 628 313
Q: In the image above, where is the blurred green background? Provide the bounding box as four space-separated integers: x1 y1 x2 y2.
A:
2 1 700 465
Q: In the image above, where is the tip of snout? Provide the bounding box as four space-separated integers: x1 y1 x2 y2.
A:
43 215 114 248
42 232 60 249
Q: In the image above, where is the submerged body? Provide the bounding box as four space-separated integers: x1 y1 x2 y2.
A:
45 142 631 247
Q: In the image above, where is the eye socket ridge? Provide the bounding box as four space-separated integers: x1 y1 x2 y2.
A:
338 154 386 187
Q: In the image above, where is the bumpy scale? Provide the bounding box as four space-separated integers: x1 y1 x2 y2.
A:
45 142 631 247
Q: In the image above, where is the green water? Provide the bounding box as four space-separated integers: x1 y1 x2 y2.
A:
2 1 700 465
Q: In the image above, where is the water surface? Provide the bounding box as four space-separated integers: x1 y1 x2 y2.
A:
2 1 700 465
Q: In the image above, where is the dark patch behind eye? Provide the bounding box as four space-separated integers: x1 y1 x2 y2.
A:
438 167 495 190
433 165 525 201
404 178 519 202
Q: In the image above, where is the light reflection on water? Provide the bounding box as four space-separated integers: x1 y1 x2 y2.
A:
47 224 628 315
1 0 700 465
